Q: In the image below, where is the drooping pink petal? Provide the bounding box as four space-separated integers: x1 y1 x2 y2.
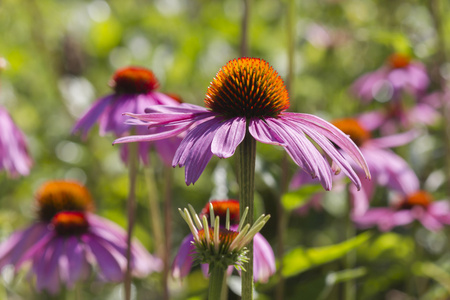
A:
211 117 246 159
172 234 195 279
173 118 225 185
266 118 333 190
65 236 89 288
284 113 370 179
113 123 192 144
253 232 275 283
34 237 63 295
72 95 114 139
248 118 285 145
83 235 126 282
368 130 419 149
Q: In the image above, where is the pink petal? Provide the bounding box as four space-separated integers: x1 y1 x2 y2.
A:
248 118 285 145
171 234 195 279
72 95 114 139
211 117 246 158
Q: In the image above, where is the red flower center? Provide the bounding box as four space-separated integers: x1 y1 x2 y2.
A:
331 118 371 147
110 67 159 94
198 227 239 249
399 190 433 209
52 211 89 236
205 58 290 118
36 181 94 222
388 53 411 69
200 200 240 226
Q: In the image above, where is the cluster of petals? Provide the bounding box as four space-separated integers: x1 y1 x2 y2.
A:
352 54 429 103
72 66 182 166
114 58 370 189
290 118 419 217
172 200 275 283
0 181 161 294
353 189 450 232
0 106 33 177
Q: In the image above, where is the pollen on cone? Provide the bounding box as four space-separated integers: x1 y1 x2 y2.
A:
205 58 290 118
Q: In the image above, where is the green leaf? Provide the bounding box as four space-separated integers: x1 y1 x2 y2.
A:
282 232 371 277
281 184 323 211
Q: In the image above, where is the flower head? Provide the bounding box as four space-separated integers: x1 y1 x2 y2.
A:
0 180 161 295
353 190 450 231
115 58 370 189
0 106 33 177
352 53 429 103
72 66 182 166
172 200 275 282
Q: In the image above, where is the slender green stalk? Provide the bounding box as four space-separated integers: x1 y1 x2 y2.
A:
344 188 356 300
208 265 227 300
238 132 256 300
125 141 138 300
240 0 250 57
162 165 173 300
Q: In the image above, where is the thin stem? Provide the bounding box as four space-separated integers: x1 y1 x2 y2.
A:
238 132 256 300
144 165 167 299
125 142 138 300
162 165 173 300
344 188 356 300
240 0 250 57
208 265 227 300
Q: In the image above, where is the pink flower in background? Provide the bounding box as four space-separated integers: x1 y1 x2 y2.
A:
290 118 419 217
353 190 450 232
352 53 429 103
72 66 182 166
114 58 370 189
172 200 276 283
0 106 33 177
0 181 161 295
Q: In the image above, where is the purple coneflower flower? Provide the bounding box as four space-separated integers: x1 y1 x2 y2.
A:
353 190 450 232
172 200 275 283
290 118 418 217
0 106 33 177
72 66 182 166
0 180 161 295
352 53 429 103
115 58 370 189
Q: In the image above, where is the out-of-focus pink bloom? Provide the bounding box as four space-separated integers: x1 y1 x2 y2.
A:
352 53 429 103
0 106 33 177
305 23 350 49
290 118 418 217
172 200 276 283
353 190 450 232
358 92 441 134
115 58 370 189
72 66 182 166
0 181 161 295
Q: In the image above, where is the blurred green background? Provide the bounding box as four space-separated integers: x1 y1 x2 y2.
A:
1 0 450 299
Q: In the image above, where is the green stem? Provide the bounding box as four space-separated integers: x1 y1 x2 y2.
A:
240 0 250 57
238 132 256 300
162 165 173 300
344 188 356 300
125 142 138 300
208 265 227 300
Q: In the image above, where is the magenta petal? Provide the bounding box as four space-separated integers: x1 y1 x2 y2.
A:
253 233 275 283
65 236 89 288
72 95 114 139
172 234 195 279
211 117 246 158
35 237 63 295
84 235 125 282
368 130 419 149
113 123 191 144
266 118 333 190
284 113 370 179
173 118 224 185
248 118 285 145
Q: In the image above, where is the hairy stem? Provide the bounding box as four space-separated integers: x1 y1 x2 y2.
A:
238 132 256 300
